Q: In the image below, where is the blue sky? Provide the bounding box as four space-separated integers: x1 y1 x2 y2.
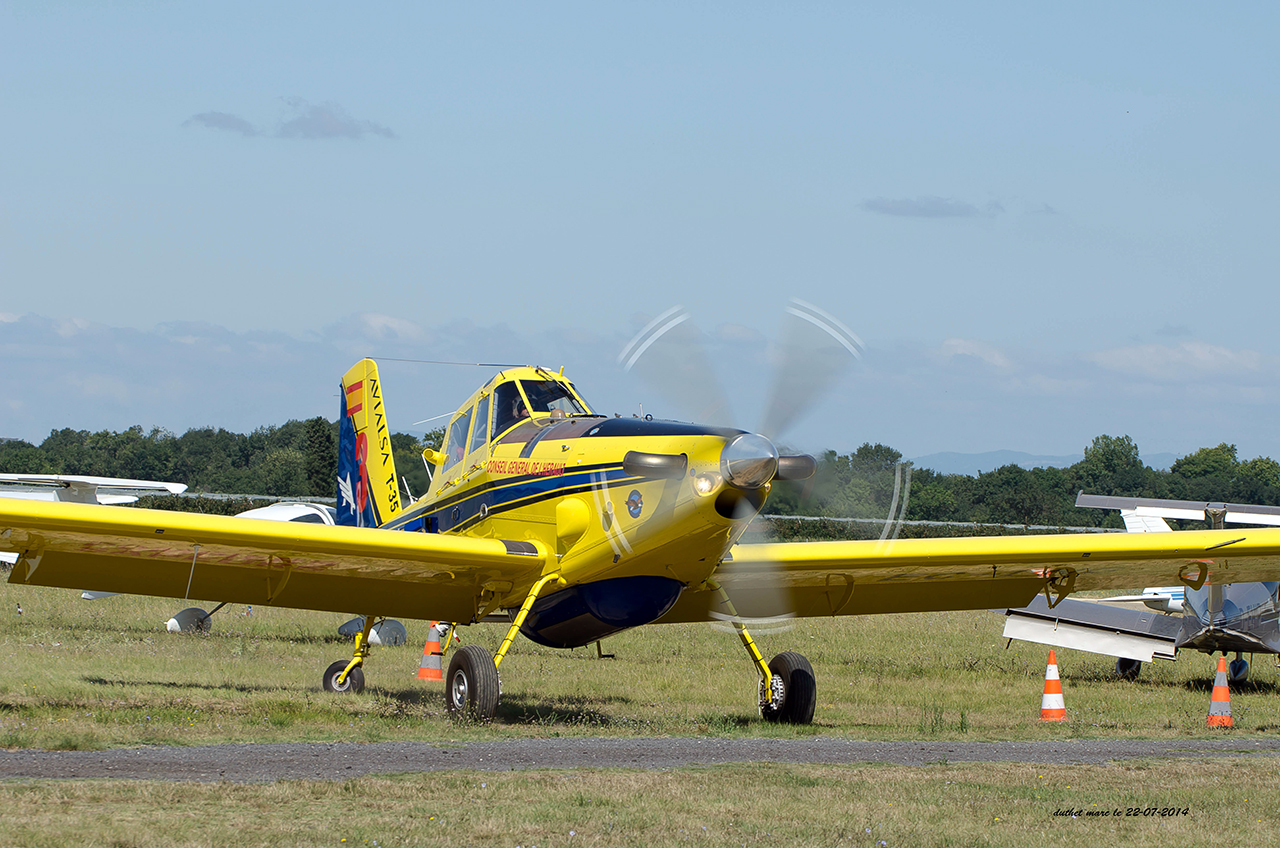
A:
4 3 1280 463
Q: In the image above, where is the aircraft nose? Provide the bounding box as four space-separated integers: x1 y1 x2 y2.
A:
720 433 779 490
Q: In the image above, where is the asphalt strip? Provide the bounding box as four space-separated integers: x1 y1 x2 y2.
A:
3 737 1280 782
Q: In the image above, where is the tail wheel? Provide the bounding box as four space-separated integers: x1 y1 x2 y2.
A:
446 644 500 720
1115 658 1142 680
322 660 365 694
759 651 816 725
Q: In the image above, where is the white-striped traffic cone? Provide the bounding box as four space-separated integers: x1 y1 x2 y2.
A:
1040 650 1066 722
1207 656 1233 728
417 621 443 681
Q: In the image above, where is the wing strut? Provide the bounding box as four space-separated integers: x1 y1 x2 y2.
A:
184 545 201 600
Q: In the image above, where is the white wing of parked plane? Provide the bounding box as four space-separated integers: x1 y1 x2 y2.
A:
0 475 189 567
0 474 187 504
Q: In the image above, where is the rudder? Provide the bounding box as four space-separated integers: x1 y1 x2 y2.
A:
337 358 402 527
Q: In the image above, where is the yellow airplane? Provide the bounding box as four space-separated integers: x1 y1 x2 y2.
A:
8 358 1280 723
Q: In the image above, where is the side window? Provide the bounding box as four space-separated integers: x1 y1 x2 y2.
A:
468 395 491 455
443 407 473 472
493 382 527 436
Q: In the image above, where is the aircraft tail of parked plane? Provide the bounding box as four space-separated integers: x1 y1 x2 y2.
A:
337 358 402 528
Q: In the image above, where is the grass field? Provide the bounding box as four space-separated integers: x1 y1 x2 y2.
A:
3 759 1279 847
4 577 1280 846
3 578 1280 748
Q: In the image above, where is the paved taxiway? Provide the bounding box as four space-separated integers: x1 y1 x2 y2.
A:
4 738 1280 782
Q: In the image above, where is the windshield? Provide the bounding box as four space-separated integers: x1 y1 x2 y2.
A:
522 379 588 415
493 379 589 435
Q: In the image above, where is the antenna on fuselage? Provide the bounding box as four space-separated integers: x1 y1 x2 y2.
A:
374 358 526 368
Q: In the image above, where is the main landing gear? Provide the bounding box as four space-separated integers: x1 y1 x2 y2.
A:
708 579 817 725
444 573 564 720
759 651 817 724
422 573 819 725
446 644 499 717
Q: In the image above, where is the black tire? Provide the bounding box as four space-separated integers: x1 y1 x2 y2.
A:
759 651 816 725
1115 658 1142 681
446 644 500 720
1229 658 1250 683
168 607 212 634
322 660 365 694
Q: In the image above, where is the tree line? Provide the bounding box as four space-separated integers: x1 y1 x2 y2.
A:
3 424 1277 531
768 434 1280 531
0 421 442 504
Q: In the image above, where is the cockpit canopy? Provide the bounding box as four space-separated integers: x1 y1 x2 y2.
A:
440 372 593 474
493 379 589 435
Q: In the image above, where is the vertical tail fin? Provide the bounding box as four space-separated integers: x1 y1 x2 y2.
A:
337 359 402 527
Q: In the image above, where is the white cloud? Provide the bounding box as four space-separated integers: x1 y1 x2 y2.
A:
937 338 1013 370
66 373 132 404
5 311 1280 465
276 98 395 140
182 99 395 141
182 111 261 137
715 322 766 344
1088 341 1267 380
860 196 1002 218
358 313 423 341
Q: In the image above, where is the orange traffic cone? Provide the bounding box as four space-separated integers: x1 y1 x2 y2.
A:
417 621 444 681
1040 650 1067 722
1207 656 1233 728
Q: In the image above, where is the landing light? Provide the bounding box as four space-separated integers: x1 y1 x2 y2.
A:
693 472 722 496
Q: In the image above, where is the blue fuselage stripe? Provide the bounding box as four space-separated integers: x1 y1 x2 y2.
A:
384 466 636 533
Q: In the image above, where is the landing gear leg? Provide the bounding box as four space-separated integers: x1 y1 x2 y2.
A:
708 579 816 725
444 573 563 720
323 614 375 694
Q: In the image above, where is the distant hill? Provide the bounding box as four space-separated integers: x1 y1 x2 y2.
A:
910 449 1179 477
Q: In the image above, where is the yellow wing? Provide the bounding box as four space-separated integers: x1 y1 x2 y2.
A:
0 500 546 622
658 529 1280 623
10 499 1280 628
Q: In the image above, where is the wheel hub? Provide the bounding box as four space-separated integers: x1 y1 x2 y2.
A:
451 670 469 708
760 673 785 712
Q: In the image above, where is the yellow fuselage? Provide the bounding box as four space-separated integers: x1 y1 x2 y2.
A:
383 368 763 640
